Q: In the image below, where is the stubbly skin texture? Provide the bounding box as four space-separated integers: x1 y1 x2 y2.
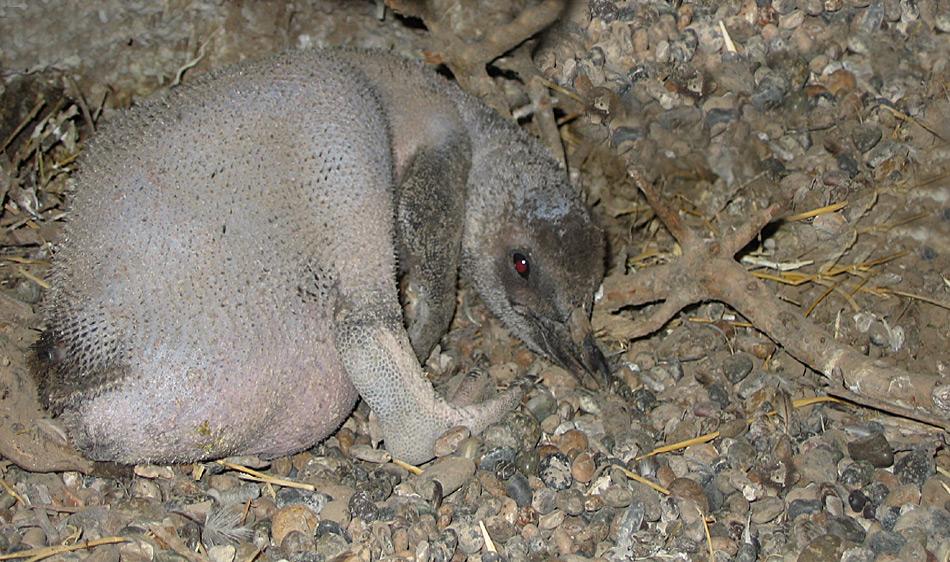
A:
31 48 606 465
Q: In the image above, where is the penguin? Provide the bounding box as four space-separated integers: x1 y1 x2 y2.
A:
28 48 607 465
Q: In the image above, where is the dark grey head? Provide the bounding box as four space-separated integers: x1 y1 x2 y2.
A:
463 142 608 383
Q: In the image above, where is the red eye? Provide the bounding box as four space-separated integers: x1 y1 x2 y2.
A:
513 253 530 279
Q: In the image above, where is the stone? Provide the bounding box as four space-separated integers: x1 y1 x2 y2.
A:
271 504 318 545
798 534 845 562
851 124 883 153
750 496 785 524
417 456 476 498
722 353 754 384
847 433 893 467
894 449 935 488
840 460 875 489
538 452 573 490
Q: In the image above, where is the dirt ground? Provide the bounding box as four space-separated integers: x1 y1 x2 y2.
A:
0 1 948 561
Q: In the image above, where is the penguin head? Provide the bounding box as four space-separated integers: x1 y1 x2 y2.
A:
463 154 609 385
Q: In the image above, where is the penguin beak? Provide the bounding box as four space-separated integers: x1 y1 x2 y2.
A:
535 306 611 387
579 331 611 385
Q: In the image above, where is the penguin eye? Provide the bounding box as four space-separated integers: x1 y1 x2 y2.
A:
512 252 530 279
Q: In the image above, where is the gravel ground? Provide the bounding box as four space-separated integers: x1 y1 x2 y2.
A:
1 1 948 561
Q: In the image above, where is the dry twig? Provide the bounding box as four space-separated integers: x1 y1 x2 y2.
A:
615 466 670 496
215 460 316 491
391 457 424 475
0 478 27 506
0 537 128 561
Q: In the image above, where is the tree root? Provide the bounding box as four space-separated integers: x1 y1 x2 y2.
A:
602 168 949 431
500 47 569 170
384 0 566 113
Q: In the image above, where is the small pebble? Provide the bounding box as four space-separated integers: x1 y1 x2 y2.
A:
722 353 754 384
314 533 349 560
848 489 867 512
280 529 315 556
119 541 155 562
750 496 785 524
584 493 605 513
538 452 573 490
455 522 484 555
315 520 350 542
862 480 890 510
668 478 709 513
515 448 540 476
937 13 950 33
557 429 588 458
867 530 906 555
751 73 789 111
787 498 823 520
532 486 557 515
275 487 329 513
894 449 935 488
837 153 859 178
131 479 162 501
350 444 392 464
921 476 950 508
133 465 176 479
865 140 907 168
601 484 633 508
883 483 920 507
417 456 476 497
20 528 46 549
416 478 443 508
826 516 866 543
839 460 875 488
347 490 379 522
707 383 730 408
207 545 236 562
570 452 596 483
851 124 882 153
505 473 532 508
479 446 517 473
847 432 894 467
825 68 857 95
538 509 565 530
734 542 757 562
493 458 516 481
798 534 844 562
502 409 543 451
779 10 805 29
431 529 458 560
556 488 585 516
271 504 318 545
795 444 841 484
525 389 557 423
